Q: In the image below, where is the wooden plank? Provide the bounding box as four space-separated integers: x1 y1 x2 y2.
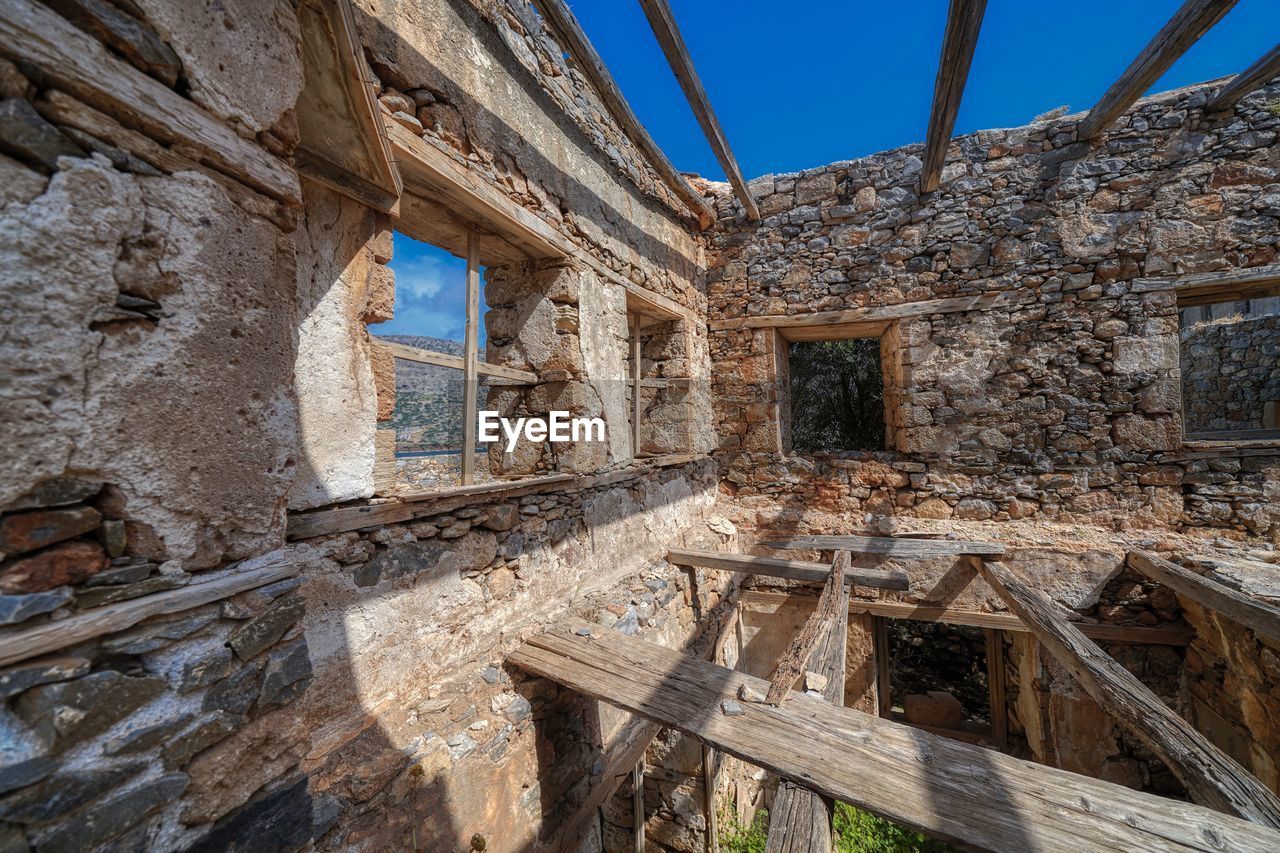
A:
631 313 642 459
374 340 538 384
535 0 715 229
1130 551 1280 643
873 616 892 718
763 552 847 853
666 549 909 591
1131 264 1280 306
708 290 1020 332
986 629 1009 749
510 620 1280 852
462 233 480 485
0 557 299 668
1078 0 1240 139
1208 44 1280 112
777 320 891 342
0 0 299 205
763 534 1004 558
977 558 1280 827
920 0 987 193
633 760 645 852
295 0 402 213
764 552 850 705
636 0 759 221
701 745 717 852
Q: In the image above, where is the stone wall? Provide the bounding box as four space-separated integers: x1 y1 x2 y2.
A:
708 77 1280 542
1180 313 1280 434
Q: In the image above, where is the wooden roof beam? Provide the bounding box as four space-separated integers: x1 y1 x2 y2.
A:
1078 0 1239 140
763 534 1003 558
977 558 1280 827
920 0 987 194
637 0 759 221
1207 44 1280 113
510 620 1280 851
535 0 715 230
666 548 909 591
1129 550 1280 642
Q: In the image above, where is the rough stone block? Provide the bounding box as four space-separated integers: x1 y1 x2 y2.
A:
0 588 72 626
162 712 239 769
0 656 89 702
903 691 963 729
362 263 394 324
0 540 108 594
227 593 304 661
0 98 83 171
0 506 101 555
42 0 182 86
257 639 312 710
36 772 188 853
14 672 164 753
0 761 143 823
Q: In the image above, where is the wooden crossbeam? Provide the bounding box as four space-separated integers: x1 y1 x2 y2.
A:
763 552 848 851
920 0 987 193
666 549 909 591
509 620 1280 851
763 534 1003 558
977 559 1280 827
535 0 715 229
764 552 851 705
636 0 759 221
1208 44 1280 112
1078 0 1239 139
1129 551 1280 643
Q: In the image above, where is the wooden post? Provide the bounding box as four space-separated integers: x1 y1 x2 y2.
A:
633 759 645 852
461 231 479 485
1129 551 1280 642
701 744 717 852
874 615 891 719
985 628 1008 749
631 313 642 459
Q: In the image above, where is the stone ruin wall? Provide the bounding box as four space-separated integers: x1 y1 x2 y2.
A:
707 78 1280 542
1180 313 1280 434
0 0 727 851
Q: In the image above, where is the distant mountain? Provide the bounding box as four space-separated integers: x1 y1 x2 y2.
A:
373 334 465 357
371 334 469 452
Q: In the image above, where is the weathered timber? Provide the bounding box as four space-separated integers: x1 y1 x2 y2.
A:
701 744 718 852
763 553 848 852
1078 0 1239 139
920 0 987 193
1207 44 1280 112
1129 551 1280 642
535 0 715 229
763 534 1004 558
461 232 480 485
708 290 1021 332
764 552 850 705
977 559 1280 827
632 760 645 852
666 549 908 591
375 340 538 383
295 0 401 212
0 556 298 667
509 621 1280 852
1132 264 1280 306
0 0 300 204
636 0 759 220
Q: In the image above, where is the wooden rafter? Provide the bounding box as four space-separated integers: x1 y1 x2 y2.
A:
764 534 1003 558
1208 44 1280 113
666 549 909 591
920 0 987 193
977 559 1280 827
1078 0 1239 140
1129 551 1280 642
535 0 715 229
510 620 1280 851
636 0 759 220
764 551 851 705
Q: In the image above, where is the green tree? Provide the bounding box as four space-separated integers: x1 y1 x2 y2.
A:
789 339 885 453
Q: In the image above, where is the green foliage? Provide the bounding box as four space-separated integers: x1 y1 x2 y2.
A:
834 803 956 853
719 808 768 853
788 338 885 453
1266 101 1280 117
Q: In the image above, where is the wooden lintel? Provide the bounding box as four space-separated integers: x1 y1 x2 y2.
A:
920 0 987 194
509 620 1280 852
666 549 908 591
1129 551 1280 643
977 559 1280 827
764 534 1004 558
709 290 1021 333
1207 44 1280 113
1078 0 1240 139
0 556 299 668
535 0 715 230
636 0 759 221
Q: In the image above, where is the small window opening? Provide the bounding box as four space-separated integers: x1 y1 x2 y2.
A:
1179 295 1280 441
787 336 886 453
880 619 995 742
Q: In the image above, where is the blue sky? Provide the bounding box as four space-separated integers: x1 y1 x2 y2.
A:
569 0 1280 180
374 232 485 345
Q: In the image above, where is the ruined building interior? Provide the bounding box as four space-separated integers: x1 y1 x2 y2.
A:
3 0 1280 850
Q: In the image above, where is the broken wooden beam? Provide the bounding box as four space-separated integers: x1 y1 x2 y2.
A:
509 620 1280 852
636 0 759 220
666 549 908 591
535 0 715 229
920 0 987 193
976 559 1280 828
1129 550 1280 643
764 551 850 705
763 552 848 852
1077 0 1239 139
763 534 1003 558
1207 44 1280 112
